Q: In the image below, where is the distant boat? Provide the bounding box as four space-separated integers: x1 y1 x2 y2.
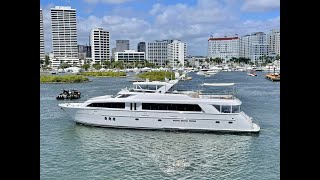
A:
51 70 57 74
247 69 257 76
56 89 81 100
248 73 257 76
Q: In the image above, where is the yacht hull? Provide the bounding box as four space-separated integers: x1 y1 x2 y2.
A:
60 104 260 133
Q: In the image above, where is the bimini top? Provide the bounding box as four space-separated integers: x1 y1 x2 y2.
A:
201 83 235 86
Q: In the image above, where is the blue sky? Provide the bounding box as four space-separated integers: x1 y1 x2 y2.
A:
40 0 280 56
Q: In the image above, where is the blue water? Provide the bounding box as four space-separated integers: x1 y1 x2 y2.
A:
40 71 280 179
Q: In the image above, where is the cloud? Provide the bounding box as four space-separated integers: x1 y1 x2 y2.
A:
83 0 134 4
77 15 151 49
41 0 280 56
241 0 280 12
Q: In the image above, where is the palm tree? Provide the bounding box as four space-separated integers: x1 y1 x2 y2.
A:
213 57 223 64
45 55 50 66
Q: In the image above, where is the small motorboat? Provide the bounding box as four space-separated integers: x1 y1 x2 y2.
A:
56 89 81 100
248 73 257 76
247 69 257 76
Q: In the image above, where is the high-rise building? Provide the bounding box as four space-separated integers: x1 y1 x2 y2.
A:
267 29 280 56
240 32 269 63
40 9 45 60
78 45 91 57
91 28 110 64
137 42 146 53
167 40 187 67
50 6 79 68
146 40 173 66
208 36 240 62
146 39 187 67
115 40 129 52
111 47 116 60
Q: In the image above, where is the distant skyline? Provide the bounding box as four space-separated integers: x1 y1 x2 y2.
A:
40 0 280 56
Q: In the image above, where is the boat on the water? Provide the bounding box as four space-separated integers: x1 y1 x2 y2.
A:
247 68 257 76
248 72 257 76
56 89 81 100
59 79 260 133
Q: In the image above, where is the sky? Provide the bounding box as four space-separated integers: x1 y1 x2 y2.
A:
40 0 280 56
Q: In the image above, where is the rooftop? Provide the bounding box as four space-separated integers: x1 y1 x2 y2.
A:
208 37 239 41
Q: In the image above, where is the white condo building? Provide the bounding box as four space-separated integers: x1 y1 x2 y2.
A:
208 36 239 62
267 29 280 56
240 32 269 63
146 40 172 66
146 40 186 67
91 28 110 64
115 50 145 62
167 40 187 67
40 9 45 61
50 6 79 68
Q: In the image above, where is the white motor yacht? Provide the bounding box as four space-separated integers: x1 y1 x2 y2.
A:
59 80 260 133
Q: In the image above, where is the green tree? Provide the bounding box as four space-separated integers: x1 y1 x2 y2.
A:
93 63 102 70
59 63 71 69
213 57 223 64
229 57 238 63
103 61 111 68
45 55 50 66
205 58 210 64
82 64 90 71
112 61 124 69
275 54 280 60
238 57 250 64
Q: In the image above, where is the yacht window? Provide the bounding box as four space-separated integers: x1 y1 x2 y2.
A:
213 105 221 112
118 94 132 98
232 105 240 113
111 94 118 98
221 105 231 113
87 102 125 109
142 103 202 112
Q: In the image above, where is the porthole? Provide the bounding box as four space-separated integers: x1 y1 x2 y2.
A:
228 121 233 124
113 117 115 121
105 117 108 120
109 117 111 120
135 118 139 121
216 121 220 123
158 119 162 121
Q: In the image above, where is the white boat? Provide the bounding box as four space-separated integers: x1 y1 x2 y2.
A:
196 67 220 76
247 69 257 76
59 80 260 133
248 73 257 77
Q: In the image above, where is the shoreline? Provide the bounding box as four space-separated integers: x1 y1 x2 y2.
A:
40 80 91 84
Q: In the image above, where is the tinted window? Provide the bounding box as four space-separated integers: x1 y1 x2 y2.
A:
118 94 134 98
232 105 240 113
87 102 125 109
221 105 231 113
142 103 201 112
213 105 220 112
